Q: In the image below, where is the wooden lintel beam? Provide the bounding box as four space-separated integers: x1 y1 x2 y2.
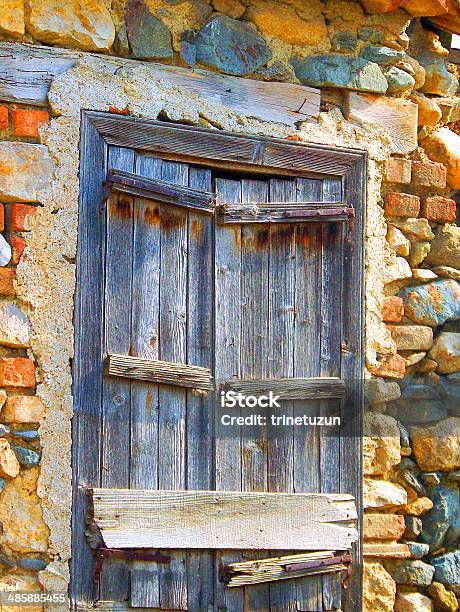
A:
220 377 345 400
104 354 213 390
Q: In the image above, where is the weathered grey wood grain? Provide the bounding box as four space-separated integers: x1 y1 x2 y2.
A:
129 153 163 608
157 160 188 611
91 489 358 551
100 146 135 600
72 112 107 608
105 354 213 389
106 169 215 213
186 166 214 609
217 202 351 224
221 377 345 400
213 177 244 612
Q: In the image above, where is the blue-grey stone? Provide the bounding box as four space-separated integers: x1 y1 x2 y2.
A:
180 41 196 67
440 378 460 416
0 477 4 494
445 508 460 546
408 542 430 559
401 280 460 327
0 424 9 437
397 420 411 448
447 372 460 384
358 27 384 44
387 399 447 423
12 430 39 440
195 15 271 77
290 54 388 93
126 0 173 60
332 32 358 53
422 472 441 487
431 551 460 591
17 558 47 571
385 66 416 94
256 61 295 82
418 50 459 96
388 559 435 586
361 46 404 66
447 470 460 482
421 483 460 551
12 445 40 467
401 384 441 401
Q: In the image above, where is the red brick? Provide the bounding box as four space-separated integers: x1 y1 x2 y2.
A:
0 204 4 232
0 358 35 388
9 203 36 231
0 269 16 296
381 296 404 322
369 354 406 379
385 158 411 185
0 106 8 131
385 192 420 218
421 196 457 223
10 235 26 265
411 160 447 189
10 108 49 138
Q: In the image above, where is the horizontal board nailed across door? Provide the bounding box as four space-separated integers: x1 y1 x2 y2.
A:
105 169 216 213
217 203 352 224
220 377 345 400
104 354 213 390
91 489 358 551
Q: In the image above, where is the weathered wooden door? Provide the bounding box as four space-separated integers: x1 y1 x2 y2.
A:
72 114 365 612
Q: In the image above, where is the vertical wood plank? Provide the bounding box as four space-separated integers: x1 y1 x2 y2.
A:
294 178 323 611
158 160 189 611
100 146 135 600
240 178 270 611
214 177 244 612
72 113 107 608
320 179 343 611
267 179 297 612
129 153 163 607
186 165 214 609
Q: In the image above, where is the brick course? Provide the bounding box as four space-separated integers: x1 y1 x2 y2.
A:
0 358 35 388
385 193 420 218
11 108 49 138
421 196 457 223
411 160 447 189
9 203 36 231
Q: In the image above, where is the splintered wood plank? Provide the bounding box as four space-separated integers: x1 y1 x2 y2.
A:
186 166 214 609
129 153 162 608
346 93 418 155
101 146 135 600
240 178 270 611
91 489 358 551
294 177 323 612
214 177 244 612
221 377 344 400
320 178 344 611
158 160 189 611
217 202 350 224
72 113 107 608
267 178 296 611
105 354 213 389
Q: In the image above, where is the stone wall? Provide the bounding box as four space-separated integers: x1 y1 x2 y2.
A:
0 1 459 611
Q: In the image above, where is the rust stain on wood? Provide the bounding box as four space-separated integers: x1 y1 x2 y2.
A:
109 194 132 219
160 206 186 231
143 203 160 227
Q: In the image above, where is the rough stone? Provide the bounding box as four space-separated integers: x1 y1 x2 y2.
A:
12 445 41 467
365 378 401 404
195 15 271 77
387 559 435 586
387 399 447 423
411 159 447 189
440 376 460 415
0 574 42 612
431 551 460 593
364 413 401 475
383 257 412 285
394 591 433 612
429 333 460 374
400 496 433 516
403 350 427 366
0 467 49 553
17 558 48 571
427 225 460 269
256 61 296 82
363 513 405 540
421 482 460 550
361 45 404 65
363 561 396 612
385 66 416 94
359 26 384 44
404 0 448 16
387 325 433 351
13 430 39 441
246 0 327 47
290 55 388 93
402 55 426 89
411 92 442 126
1 396 45 423
0 142 55 203
418 52 458 96
411 418 460 471
368 354 406 379
438 97 460 123
126 0 173 59
364 478 407 508
400 280 460 327
422 196 457 223
0 358 35 388
381 296 404 323
404 516 423 539
412 269 437 282
26 0 115 51
400 382 440 401
212 0 245 19
385 192 420 217
416 358 438 373
387 226 410 258
0 424 9 436
409 241 431 267
385 158 411 184
0 302 31 348
423 128 460 189
427 582 459 612
359 0 403 12
433 266 460 281
390 218 435 241
0 0 24 37
0 439 20 479
331 32 358 53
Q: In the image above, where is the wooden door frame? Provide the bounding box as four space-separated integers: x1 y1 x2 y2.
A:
72 110 366 610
